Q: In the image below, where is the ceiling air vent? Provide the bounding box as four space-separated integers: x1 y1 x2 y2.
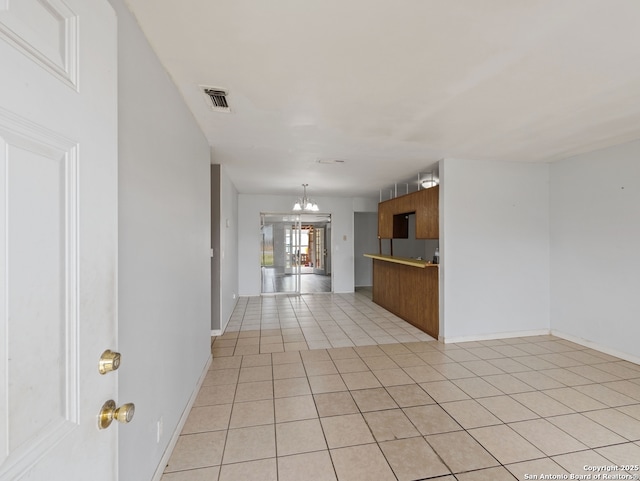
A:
202 86 230 112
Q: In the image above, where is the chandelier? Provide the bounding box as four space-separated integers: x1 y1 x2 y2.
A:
292 184 319 212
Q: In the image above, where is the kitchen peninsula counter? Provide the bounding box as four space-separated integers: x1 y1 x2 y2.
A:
365 253 439 339
363 253 439 268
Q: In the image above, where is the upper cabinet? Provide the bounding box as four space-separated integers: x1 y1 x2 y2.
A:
377 185 439 239
378 201 393 238
415 185 439 238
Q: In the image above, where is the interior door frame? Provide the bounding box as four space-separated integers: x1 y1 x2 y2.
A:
260 213 332 295
312 225 326 275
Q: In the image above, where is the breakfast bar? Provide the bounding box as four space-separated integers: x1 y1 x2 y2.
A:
364 254 439 339
366 184 440 339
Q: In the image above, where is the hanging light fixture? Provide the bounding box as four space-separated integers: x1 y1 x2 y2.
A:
292 183 319 212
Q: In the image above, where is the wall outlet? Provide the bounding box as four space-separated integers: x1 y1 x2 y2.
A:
156 416 163 443
232 293 236 300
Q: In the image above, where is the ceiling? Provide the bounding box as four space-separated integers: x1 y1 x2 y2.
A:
124 0 640 198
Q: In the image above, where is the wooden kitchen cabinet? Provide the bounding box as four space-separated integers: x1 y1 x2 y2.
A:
377 202 393 238
377 185 439 239
415 185 439 238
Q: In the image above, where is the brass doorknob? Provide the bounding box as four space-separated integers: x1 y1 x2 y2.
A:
98 400 136 429
99 349 121 374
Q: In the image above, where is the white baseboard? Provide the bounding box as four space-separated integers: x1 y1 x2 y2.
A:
551 329 640 365
216 296 238 335
151 354 212 481
442 329 551 344
220 317 229 334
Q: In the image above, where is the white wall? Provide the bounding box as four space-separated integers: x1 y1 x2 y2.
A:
550 140 640 362
353 196 379 213
112 1 211 480
219 165 239 331
441 158 550 341
238 195 355 294
354 212 378 286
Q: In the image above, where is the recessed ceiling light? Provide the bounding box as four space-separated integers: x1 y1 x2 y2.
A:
316 159 345 164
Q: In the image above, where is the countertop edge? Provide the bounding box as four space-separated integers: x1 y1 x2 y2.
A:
363 253 439 268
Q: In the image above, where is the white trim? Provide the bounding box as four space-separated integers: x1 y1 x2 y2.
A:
151 354 212 481
442 329 550 344
217 295 239 335
551 329 640 365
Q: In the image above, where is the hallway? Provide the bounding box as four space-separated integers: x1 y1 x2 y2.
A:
162 293 640 481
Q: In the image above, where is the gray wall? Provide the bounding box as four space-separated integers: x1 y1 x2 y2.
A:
211 165 221 330
354 212 378 287
550 140 640 362
112 1 212 480
211 164 239 332
438 147 640 362
441 158 550 341
219 165 239 330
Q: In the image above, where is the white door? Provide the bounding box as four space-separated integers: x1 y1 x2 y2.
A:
0 1 119 480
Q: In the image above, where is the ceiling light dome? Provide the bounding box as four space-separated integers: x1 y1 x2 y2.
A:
421 172 439 189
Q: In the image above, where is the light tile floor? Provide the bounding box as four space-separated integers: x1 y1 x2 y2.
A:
261 268 332 294
163 291 640 481
214 290 435 357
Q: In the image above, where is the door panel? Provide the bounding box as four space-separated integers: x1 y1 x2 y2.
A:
0 0 79 89
261 214 302 294
0 1 118 480
313 226 325 275
0 116 81 476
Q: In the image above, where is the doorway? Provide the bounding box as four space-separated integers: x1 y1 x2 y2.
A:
260 213 332 294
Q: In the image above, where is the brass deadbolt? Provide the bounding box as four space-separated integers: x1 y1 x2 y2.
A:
99 349 121 374
98 400 136 430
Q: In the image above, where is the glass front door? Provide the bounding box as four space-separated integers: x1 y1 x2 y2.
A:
261 213 332 294
261 214 302 294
